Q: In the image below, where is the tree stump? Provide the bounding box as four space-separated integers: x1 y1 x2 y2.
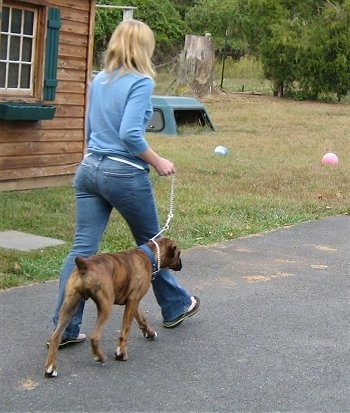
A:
175 34 215 97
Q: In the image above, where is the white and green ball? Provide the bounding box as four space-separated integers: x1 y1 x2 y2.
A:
214 146 228 156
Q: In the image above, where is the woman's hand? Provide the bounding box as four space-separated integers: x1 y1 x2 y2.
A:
138 148 176 176
153 157 175 176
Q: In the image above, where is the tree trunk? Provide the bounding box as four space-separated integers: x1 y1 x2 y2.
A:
273 80 284 97
175 34 215 97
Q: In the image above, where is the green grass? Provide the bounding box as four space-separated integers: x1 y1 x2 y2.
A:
1 68 350 289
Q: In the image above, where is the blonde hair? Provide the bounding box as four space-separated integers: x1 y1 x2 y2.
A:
104 19 155 78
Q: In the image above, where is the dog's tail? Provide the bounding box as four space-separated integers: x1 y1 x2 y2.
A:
75 256 88 275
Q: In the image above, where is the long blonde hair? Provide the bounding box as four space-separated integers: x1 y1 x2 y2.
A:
104 19 155 78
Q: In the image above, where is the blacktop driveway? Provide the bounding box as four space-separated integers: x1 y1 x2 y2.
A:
1 215 349 412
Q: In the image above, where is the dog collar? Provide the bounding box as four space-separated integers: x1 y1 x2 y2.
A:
138 244 158 274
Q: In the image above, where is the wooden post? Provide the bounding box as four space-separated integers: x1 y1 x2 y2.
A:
175 34 215 97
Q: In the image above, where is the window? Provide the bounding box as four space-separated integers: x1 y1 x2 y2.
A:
0 3 60 102
146 109 165 132
0 4 38 97
174 109 213 130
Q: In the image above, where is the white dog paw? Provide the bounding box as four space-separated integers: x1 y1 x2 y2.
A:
44 368 58 378
143 330 157 340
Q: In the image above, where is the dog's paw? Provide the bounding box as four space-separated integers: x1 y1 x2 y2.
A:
44 368 58 378
143 330 157 340
115 347 128 361
93 354 106 363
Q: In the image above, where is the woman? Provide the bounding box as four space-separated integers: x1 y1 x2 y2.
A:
50 19 199 347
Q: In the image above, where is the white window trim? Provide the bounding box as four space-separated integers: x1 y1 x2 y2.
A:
0 3 38 97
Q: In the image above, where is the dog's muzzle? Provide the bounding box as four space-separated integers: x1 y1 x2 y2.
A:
172 259 182 271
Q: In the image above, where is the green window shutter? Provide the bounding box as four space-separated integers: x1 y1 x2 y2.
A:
44 7 61 100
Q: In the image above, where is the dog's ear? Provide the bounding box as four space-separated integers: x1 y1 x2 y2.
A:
167 244 179 259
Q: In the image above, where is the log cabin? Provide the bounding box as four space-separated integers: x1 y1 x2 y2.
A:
0 1 133 191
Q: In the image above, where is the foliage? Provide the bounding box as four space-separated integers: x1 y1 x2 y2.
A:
94 1 123 66
247 0 305 96
238 0 350 100
171 0 196 19
296 0 350 100
185 0 250 58
93 0 350 98
94 0 186 67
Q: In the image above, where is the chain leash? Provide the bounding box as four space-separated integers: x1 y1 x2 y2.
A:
150 173 175 241
150 174 176 275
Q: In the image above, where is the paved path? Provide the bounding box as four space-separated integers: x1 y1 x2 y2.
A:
1 215 349 412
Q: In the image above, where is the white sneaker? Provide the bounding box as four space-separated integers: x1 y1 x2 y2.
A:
46 333 86 349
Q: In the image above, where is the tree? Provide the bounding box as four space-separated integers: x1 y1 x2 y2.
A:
296 0 350 100
243 0 350 100
244 0 303 96
94 0 186 67
171 0 196 19
94 2 123 66
185 0 249 58
94 0 350 100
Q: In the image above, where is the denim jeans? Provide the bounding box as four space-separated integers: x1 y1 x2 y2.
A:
53 154 192 338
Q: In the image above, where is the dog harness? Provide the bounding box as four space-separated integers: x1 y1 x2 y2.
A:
138 244 158 275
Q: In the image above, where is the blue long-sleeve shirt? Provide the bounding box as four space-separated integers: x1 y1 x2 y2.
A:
86 70 154 169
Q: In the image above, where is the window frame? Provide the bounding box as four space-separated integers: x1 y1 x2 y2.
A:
0 1 46 101
146 109 165 133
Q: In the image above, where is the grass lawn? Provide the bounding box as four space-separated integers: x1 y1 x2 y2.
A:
1 91 349 289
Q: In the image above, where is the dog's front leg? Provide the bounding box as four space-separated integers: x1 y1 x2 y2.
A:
44 293 81 378
115 300 138 361
134 308 157 340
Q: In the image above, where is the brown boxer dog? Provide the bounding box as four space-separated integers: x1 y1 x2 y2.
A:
44 237 182 378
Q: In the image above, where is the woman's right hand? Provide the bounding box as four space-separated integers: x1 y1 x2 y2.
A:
153 157 176 176
138 148 176 176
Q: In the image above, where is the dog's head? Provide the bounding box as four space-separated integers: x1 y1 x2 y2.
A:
149 237 182 272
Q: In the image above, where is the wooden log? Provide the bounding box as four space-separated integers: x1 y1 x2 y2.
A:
0 175 74 191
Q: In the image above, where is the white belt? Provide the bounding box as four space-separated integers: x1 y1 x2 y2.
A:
85 153 144 170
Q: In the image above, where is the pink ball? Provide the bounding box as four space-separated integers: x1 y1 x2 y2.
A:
322 152 339 165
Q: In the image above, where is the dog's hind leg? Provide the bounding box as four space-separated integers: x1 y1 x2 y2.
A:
44 292 81 378
115 299 140 361
134 308 157 340
90 294 114 363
